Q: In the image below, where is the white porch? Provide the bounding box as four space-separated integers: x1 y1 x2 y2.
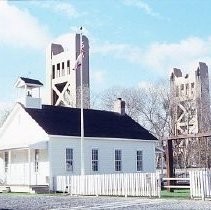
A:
0 145 49 189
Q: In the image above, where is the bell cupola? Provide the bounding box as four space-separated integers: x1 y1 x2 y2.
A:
15 77 43 109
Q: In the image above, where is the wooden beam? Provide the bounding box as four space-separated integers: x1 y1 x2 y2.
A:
163 186 190 189
162 132 211 141
162 178 190 181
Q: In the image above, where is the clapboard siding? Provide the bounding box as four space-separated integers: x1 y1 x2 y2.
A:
48 136 155 190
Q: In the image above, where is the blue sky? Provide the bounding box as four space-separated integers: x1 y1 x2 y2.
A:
1 0 211 107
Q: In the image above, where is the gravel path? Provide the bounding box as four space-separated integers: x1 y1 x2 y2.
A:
0 194 211 210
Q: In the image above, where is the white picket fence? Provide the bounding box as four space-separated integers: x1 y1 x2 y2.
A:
190 170 211 200
56 173 161 197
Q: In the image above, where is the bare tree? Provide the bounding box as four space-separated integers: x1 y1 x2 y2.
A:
99 86 143 122
98 81 171 140
76 84 90 109
136 82 170 139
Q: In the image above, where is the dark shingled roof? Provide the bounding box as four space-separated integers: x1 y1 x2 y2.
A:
20 77 43 86
25 105 157 140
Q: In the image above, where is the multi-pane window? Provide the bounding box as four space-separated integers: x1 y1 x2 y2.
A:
115 150 122 171
186 83 189 95
4 152 8 173
67 60 70 74
57 63 60 77
191 82 195 95
57 63 60 70
137 150 143 171
62 62 65 76
35 149 39 172
52 65 55 79
66 148 73 172
92 149 98 172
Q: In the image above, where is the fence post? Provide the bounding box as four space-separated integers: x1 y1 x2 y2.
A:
189 171 193 199
52 176 55 193
124 174 128 197
146 174 152 198
200 171 205 201
157 173 162 198
80 175 83 195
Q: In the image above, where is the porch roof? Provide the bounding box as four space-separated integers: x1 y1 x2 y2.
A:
0 141 48 151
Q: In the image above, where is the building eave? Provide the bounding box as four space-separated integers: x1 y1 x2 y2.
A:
48 134 157 143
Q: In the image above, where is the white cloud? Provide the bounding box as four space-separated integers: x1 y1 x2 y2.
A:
32 1 80 18
69 26 90 36
122 0 161 18
91 70 106 85
55 26 90 43
51 27 91 51
0 1 51 50
143 37 211 75
92 37 211 76
92 42 143 63
54 2 80 18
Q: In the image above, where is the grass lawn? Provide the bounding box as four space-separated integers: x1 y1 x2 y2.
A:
161 189 190 199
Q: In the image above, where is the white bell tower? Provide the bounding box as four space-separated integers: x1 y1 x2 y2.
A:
15 77 43 109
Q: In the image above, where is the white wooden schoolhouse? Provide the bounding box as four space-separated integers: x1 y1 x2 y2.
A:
0 77 157 192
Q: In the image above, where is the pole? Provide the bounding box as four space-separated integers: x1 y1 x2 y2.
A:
80 27 85 176
166 139 174 192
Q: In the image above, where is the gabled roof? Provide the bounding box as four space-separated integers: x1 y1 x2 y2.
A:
15 77 43 88
20 77 43 86
24 105 157 141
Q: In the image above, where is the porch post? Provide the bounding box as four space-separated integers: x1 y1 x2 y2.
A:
8 150 11 183
28 148 31 186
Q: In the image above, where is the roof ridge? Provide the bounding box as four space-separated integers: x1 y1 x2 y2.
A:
41 104 126 115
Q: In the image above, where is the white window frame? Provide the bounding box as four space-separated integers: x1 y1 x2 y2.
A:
4 152 8 173
91 149 99 172
115 149 122 172
67 60 70 74
35 149 39 173
137 150 143 171
66 148 73 172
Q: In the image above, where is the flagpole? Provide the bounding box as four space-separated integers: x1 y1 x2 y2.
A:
80 27 85 176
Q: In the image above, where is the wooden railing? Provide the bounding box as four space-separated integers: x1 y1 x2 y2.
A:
162 177 190 189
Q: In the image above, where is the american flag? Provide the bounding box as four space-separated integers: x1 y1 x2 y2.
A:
73 53 82 70
73 41 85 70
